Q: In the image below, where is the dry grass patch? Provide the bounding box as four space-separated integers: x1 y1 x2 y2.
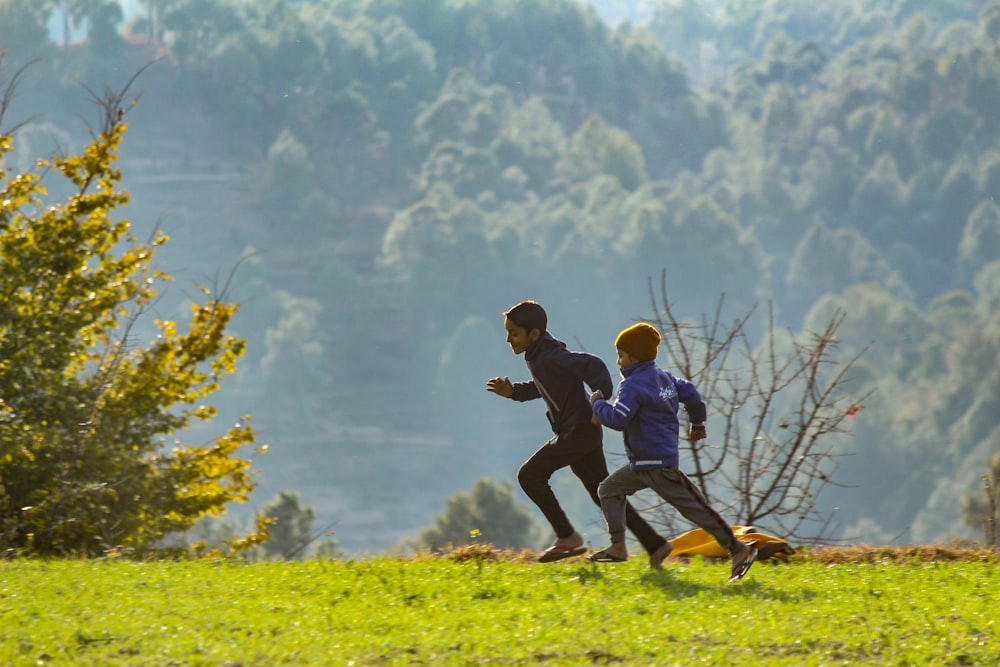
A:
791 542 1000 564
413 541 999 566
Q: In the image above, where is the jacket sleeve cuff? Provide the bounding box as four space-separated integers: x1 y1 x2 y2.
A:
686 402 707 423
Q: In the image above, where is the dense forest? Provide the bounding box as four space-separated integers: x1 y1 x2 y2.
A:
2 0 999 554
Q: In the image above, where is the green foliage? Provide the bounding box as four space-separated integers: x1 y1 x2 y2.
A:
418 142 501 200
431 316 511 441
0 557 997 665
0 70 257 557
972 261 1000 314
0 0 55 62
378 183 505 338
78 1 125 52
864 108 917 177
492 96 567 190
788 222 912 313
619 191 770 314
256 490 317 559
260 128 312 212
958 202 1000 279
559 115 646 190
850 153 904 240
803 283 925 376
409 478 541 552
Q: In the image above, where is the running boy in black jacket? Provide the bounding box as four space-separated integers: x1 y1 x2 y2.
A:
487 300 673 566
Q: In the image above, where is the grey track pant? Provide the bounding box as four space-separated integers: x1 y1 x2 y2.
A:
598 464 739 555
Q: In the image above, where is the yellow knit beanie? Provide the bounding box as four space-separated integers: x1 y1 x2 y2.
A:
615 322 661 362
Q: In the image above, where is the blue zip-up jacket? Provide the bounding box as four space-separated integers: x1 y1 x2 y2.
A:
592 360 706 469
510 332 614 434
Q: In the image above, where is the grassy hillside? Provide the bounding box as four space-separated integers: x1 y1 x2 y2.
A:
1 546 996 665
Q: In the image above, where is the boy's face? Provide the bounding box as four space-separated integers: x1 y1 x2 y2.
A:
617 348 638 370
505 316 539 355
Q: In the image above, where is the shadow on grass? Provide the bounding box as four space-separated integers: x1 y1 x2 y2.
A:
561 558 814 602
636 563 818 603
565 563 610 584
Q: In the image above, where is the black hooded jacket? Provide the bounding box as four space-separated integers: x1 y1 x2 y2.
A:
510 332 614 434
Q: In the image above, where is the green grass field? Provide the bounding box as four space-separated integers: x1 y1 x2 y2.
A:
1 547 997 666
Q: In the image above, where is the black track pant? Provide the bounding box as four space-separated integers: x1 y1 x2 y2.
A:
517 422 667 554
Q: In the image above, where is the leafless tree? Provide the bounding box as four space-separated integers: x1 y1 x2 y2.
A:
963 452 999 550
636 270 873 544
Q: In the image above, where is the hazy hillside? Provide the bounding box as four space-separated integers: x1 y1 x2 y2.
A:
3 0 999 554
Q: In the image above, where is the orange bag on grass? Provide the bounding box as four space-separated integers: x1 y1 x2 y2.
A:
668 526 794 561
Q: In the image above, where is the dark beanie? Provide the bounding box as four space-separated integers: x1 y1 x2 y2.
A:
615 323 660 362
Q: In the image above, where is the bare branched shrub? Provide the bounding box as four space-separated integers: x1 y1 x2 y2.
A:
638 270 872 544
963 452 1000 550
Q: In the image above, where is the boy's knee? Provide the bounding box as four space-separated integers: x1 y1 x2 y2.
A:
517 464 541 490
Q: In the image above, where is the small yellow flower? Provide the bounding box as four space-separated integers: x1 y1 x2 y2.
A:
470 529 481 539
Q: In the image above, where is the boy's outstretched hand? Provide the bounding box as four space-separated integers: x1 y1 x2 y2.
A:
589 390 603 425
486 376 514 398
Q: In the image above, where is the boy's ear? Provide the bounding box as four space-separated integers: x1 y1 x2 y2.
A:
528 328 542 342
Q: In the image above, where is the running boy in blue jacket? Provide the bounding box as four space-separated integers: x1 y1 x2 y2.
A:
588 322 757 581
487 301 674 566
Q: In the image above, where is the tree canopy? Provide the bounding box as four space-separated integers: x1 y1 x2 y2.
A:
0 61 260 557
